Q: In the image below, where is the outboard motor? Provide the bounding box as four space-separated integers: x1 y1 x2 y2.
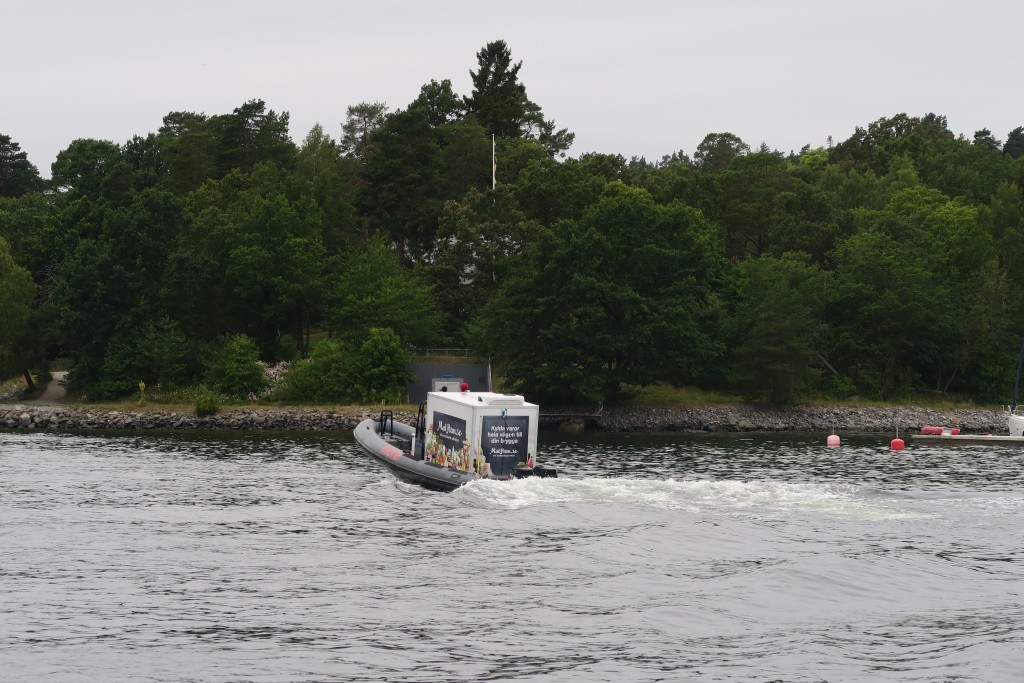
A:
532 463 558 478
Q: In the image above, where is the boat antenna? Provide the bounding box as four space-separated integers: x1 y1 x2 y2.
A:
1013 337 1024 412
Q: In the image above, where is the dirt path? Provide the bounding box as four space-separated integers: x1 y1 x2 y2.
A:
33 371 68 403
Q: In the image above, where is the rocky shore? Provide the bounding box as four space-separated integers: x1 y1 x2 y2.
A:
548 404 1009 434
0 403 1009 434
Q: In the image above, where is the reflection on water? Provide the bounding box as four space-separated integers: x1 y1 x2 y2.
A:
1 429 1022 682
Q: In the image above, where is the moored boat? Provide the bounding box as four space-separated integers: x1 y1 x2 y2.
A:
354 387 557 492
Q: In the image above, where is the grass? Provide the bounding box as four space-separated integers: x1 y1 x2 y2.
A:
2 370 1001 414
0 375 25 399
623 384 744 406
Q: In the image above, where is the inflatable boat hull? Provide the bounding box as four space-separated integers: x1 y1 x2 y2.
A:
354 418 478 492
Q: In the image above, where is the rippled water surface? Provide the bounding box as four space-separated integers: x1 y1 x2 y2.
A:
2 429 1022 682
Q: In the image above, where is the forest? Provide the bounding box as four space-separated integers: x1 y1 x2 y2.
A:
2 40 1024 407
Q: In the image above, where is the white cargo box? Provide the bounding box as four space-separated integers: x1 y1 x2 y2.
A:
424 390 539 479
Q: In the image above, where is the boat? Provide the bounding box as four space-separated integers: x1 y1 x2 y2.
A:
354 387 557 492
1010 337 1024 437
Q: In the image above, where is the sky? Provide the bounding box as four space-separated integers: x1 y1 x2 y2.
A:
5 0 1023 177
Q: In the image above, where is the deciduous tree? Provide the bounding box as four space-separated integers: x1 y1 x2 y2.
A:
476 184 724 402
0 236 36 379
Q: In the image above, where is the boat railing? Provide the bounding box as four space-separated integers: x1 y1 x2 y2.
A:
378 410 395 437
415 401 427 441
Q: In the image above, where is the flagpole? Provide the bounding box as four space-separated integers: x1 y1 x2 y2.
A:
491 134 496 190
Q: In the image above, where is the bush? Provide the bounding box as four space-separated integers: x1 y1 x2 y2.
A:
194 385 220 417
204 334 269 399
271 328 413 404
271 340 352 403
349 328 413 403
826 373 858 399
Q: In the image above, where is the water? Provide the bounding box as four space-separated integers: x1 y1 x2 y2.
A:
1 429 1022 682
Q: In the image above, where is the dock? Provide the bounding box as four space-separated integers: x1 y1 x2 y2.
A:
911 433 1024 445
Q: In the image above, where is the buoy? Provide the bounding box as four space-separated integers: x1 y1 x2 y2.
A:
891 422 905 450
951 428 960 435
827 433 841 447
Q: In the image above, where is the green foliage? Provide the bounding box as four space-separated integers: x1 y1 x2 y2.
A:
341 102 389 163
694 132 750 171
194 385 221 417
348 328 414 403
7 59 1024 410
826 374 858 399
272 340 352 404
0 236 36 377
51 138 124 198
357 106 443 258
427 186 539 340
725 253 829 403
0 134 45 197
476 184 725 403
204 334 268 399
273 329 412 404
168 163 325 356
464 40 574 157
325 236 440 347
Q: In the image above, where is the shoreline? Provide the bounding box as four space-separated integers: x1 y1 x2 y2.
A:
0 403 1010 434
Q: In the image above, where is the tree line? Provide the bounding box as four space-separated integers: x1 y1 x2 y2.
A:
2 40 1024 406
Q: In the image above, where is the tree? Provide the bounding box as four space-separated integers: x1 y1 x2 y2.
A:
979 182 1024 284
0 236 36 379
121 133 167 191
158 111 216 193
205 334 269 399
712 151 794 258
463 40 574 157
464 40 529 139
51 188 184 394
211 99 295 176
694 132 750 171
341 102 389 163
512 155 606 225
1004 127 1024 159
829 113 928 171
296 124 359 253
0 134 44 197
725 253 829 403
324 236 440 348
357 106 443 258
973 128 1001 151
348 328 414 403
51 139 123 198
166 164 325 358
411 79 464 127
475 184 725 403
828 228 946 399
436 117 492 199
427 186 540 341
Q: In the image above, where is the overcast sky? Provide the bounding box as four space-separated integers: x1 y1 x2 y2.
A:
5 0 1022 177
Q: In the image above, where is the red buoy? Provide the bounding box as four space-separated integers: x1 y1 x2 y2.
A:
827 434 841 447
891 437 905 450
